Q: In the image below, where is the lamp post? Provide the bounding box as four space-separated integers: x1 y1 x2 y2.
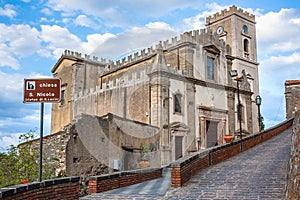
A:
229 70 243 139
255 95 262 132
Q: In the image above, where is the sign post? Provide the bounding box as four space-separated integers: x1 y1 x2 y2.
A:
23 78 61 182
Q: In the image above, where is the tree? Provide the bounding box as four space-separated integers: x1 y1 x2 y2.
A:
0 131 56 187
260 116 265 131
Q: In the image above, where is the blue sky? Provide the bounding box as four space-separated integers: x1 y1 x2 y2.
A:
0 0 299 151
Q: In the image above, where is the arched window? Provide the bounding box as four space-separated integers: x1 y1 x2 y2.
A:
243 25 248 34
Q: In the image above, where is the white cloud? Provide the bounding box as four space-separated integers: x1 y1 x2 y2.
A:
47 0 198 16
260 52 300 94
74 15 95 28
40 25 117 58
40 25 82 58
145 22 173 30
0 132 20 151
92 27 178 59
82 33 115 54
41 8 52 16
46 0 204 28
260 89 286 128
181 3 231 31
0 23 41 69
0 4 16 18
257 8 300 55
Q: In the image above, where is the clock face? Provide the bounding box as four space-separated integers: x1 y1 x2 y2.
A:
217 26 224 35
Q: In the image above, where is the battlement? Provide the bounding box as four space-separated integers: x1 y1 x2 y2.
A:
206 5 255 24
162 28 225 49
62 49 112 64
112 46 156 67
61 27 225 75
107 28 225 71
73 68 149 99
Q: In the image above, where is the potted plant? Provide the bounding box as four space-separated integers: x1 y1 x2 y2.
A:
139 143 150 168
224 134 234 143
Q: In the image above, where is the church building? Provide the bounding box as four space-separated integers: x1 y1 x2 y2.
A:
50 5 260 167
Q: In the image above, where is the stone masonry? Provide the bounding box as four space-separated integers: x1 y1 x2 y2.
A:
286 111 300 199
285 80 300 118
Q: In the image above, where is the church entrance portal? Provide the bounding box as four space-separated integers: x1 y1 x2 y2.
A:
175 136 183 160
206 120 218 148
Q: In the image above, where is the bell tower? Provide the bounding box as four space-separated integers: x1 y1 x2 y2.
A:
206 5 260 133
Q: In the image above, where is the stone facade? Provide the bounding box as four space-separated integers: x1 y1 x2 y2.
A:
50 6 260 166
286 111 300 199
206 5 260 134
285 80 300 118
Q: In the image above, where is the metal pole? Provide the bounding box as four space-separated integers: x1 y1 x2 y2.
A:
39 102 44 182
258 104 261 132
237 80 242 139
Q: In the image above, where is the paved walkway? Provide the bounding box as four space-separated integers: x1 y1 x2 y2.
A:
82 129 291 200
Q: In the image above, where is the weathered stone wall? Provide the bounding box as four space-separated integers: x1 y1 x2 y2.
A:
285 80 300 119
29 128 72 177
285 111 300 199
69 113 161 171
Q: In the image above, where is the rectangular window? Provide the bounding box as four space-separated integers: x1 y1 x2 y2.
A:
174 94 182 114
60 90 65 106
207 56 214 80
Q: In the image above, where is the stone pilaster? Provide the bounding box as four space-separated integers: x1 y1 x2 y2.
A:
227 90 235 134
245 95 253 134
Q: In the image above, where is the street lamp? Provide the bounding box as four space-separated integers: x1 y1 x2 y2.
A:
229 70 243 139
255 95 262 132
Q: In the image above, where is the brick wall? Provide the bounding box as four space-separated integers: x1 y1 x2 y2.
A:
285 111 300 199
88 167 162 193
0 177 80 200
170 118 294 187
170 152 209 187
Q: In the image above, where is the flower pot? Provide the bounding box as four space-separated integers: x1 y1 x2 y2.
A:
224 134 234 143
139 160 150 168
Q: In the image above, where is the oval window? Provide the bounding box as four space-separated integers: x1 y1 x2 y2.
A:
243 25 248 34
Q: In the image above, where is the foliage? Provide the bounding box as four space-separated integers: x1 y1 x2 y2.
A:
140 143 150 153
0 130 56 188
261 116 265 131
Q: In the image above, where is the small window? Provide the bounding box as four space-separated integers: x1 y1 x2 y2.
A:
243 25 248 34
174 94 182 114
244 39 249 52
207 56 214 80
60 90 65 106
243 39 249 58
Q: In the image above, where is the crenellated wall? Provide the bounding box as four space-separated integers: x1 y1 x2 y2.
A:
206 5 255 24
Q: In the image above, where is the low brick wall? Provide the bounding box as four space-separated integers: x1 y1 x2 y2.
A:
170 118 294 187
286 112 300 199
0 177 80 200
88 167 162 193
